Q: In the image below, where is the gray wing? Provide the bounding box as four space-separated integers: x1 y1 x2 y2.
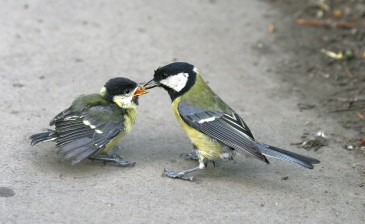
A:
178 102 268 163
54 105 125 164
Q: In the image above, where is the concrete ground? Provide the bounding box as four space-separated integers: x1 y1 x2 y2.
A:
1 0 364 223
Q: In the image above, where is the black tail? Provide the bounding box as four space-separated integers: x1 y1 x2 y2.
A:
257 142 320 169
30 129 57 146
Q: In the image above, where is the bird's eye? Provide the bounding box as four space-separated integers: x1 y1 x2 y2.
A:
162 73 168 79
124 89 130 94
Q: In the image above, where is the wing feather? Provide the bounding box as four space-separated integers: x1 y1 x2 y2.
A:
179 102 268 163
58 138 93 154
63 143 93 160
54 105 125 164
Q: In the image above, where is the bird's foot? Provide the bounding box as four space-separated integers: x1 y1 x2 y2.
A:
179 152 215 167
163 168 194 181
180 151 199 160
204 160 216 168
90 154 136 167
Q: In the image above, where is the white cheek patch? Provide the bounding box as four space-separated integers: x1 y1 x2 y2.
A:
113 95 134 107
160 72 189 92
99 87 107 96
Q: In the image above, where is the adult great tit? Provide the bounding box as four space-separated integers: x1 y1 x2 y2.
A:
144 62 320 181
30 77 147 166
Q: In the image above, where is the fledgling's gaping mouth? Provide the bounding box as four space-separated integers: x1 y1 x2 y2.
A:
143 79 160 90
133 85 148 96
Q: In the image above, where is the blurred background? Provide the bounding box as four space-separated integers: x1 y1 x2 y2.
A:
0 0 364 223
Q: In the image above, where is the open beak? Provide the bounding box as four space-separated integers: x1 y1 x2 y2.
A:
143 79 160 90
133 84 148 96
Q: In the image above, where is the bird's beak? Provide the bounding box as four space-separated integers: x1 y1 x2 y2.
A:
143 79 160 90
133 84 148 96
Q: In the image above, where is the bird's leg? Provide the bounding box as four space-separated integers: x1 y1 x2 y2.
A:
163 161 206 181
180 145 215 167
180 151 199 160
180 144 199 160
204 159 216 168
89 154 135 167
163 167 202 181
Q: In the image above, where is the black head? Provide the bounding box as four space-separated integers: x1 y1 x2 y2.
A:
144 62 197 101
101 77 145 107
103 77 138 99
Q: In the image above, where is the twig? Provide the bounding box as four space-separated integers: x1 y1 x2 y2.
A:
329 106 365 113
296 19 361 28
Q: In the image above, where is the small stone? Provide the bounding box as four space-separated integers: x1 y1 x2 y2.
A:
0 187 15 197
13 83 24 88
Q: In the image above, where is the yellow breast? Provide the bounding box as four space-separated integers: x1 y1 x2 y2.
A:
172 97 223 160
100 107 137 154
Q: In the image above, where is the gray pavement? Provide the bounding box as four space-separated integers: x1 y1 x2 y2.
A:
1 0 364 223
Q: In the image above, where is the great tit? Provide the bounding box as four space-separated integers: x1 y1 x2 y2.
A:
144 62 320 181
30 77 147 166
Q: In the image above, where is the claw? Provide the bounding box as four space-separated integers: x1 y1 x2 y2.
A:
116 160 136 167
203 160 216 168
180 152 199 160
90 154 135 167
111 154 135 167
163 168 194 181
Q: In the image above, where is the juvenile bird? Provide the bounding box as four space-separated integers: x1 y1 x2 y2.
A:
144 62 320 181
30 77 147 166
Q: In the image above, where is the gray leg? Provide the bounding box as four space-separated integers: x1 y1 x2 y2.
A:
163 161 206 181
89 154 135 167
163 167 201 181
180 153 216 167
180 144 199 160
180 151 199 160
180 145 215 167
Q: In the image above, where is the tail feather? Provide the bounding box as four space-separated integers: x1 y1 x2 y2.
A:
257 142 320 169
30 129 57 146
